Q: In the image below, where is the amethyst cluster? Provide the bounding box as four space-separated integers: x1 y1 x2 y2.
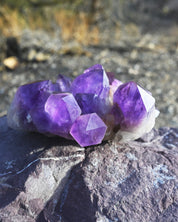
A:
7 64 159 147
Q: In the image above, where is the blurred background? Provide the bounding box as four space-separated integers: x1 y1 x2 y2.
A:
0 0 178 128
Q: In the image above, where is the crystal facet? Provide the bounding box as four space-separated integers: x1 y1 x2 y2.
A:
7 64 159 146
72 64 110 117
70 113 107 147
113 81 159 141
7 80 57 131
56 74 72 92
72 64 109 97
8 81 81 139
32 93 81 138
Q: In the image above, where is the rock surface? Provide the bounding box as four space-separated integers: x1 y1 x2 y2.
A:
0 116 85 221
0 116 177 221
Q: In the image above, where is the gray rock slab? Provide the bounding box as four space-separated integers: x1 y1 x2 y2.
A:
0 116 85 221
0 116 177 222
58 128 178 222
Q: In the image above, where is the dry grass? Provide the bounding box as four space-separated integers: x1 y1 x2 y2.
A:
54 10 99 45
0 6 26 36
0 6 100 45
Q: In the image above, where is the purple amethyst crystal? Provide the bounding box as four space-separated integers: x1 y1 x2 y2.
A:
45 93 81 138
56 74 72 92
31 93 81 139
72 64 109 97
8 81 81 139
72 64 111 117
109 78 122 96
113 81 159 141
75 93 111 117
7 80 58 131
75 93 96 114
7 64 159 146
70 113 107 147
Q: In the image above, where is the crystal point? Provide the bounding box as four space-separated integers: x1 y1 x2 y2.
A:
72 64 109 96
113 81 159 140
44 93 81 138
56 74 72 92
72 64 111 118
7 80 54 131
70 113 107 147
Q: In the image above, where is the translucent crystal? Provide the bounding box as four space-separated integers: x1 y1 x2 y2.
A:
70 113 107 147
31 93 81 139
7 80 57 131
72 64 110 117
56 74 72 92
113 81 159 141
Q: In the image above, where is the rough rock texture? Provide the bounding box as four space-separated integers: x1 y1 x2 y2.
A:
0 116 177 222
0 116 85 221
59 129 178 222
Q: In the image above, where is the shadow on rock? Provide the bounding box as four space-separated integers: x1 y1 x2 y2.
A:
0 116 80 210
55 164 96 222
